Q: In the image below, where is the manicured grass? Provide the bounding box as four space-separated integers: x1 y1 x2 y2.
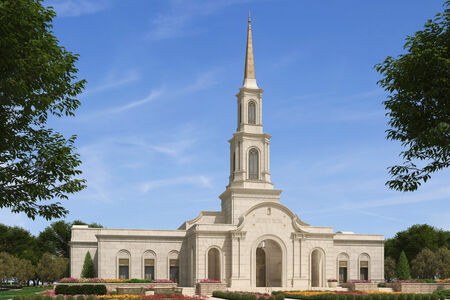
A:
0 287 49 300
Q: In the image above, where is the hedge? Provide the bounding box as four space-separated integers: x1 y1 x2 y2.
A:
54 285 107 295
212 291 285 300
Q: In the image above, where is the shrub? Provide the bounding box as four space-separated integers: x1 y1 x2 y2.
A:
67 296 75 300
274 295 285 300
81 252 96 278
348 294 356 300
397 251 411 280
44 296 52 300
407 294 415 300
415 295 423 300
259 297 266 300
87 296 96 300
128 279 152 283
56 296 64 300
77 296 85 300
12 296 22 300
399 294 408 300
32 295 43 300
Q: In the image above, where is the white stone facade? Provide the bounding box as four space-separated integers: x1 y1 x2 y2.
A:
70 17 384 290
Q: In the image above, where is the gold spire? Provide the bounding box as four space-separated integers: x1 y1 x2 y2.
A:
243 12 257 88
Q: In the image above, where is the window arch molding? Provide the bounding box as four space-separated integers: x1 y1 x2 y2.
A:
336 252 350 283
248 147 260 180
248 100 257 124
116 249 131 279
205 246 222 281
358 253 371 280
168 250 180 283
142 250 157 280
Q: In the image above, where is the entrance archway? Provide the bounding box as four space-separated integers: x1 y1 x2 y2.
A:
207 248 220 280
255 239 282 287
311 249 325 287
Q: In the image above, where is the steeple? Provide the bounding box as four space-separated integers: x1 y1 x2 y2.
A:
243 12 258 89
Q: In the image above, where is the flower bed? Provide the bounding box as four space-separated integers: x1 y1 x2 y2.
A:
14 295 205 300
199 279 221 283
213 291 285 300
59 279 174 284
274 292 442 300
272 291 404 300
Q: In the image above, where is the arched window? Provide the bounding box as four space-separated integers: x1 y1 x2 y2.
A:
359 253 370 280
168 251 180 283
117 250 131 279
248 148 259 179
143 250 156 280
337 253 349 284
248 101 256 124
207 248 221 281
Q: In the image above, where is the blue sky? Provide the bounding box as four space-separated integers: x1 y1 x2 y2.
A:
1 0 449 238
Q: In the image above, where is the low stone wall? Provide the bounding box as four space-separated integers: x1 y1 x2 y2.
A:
54 282 177 291
341 282 379 291
195 282 227 295
386 283 450 294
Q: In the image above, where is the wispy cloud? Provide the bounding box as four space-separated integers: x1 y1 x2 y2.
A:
46 0 109 17
82 68 219 118
105 88 165 114
140 175 212 192
302 185 450 215
147 0 249 40
84 70 141 96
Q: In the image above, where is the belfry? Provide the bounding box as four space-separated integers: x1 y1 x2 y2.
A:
70 16 384 290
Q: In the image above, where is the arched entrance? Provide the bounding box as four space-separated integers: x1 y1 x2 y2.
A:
311 249 325 287
207 248 220 280
256 239 282 287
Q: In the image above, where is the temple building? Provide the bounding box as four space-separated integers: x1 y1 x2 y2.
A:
70 16 384 290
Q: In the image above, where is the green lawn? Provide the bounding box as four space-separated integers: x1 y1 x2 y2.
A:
0 287 49 300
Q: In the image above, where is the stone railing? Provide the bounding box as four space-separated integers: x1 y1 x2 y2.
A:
195 282 227 295
386 282 450 294
341 282 379 291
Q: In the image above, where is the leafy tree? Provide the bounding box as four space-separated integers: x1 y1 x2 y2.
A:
396 250 411 280
15 258 35 285
385 224 450 261
80 251 95 278
0 224 36 257
0 252 14 285
375 1 450 192
411 248 438 279
435 247 450 278
384 256 397 281
37 220 102 258
0 0 86 220
36 253 67 283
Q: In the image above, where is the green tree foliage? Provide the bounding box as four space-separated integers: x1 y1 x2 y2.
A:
435 247 450 278
0 252 14 283
375 1 450 192
0 0 86 220
384 256 397 281
36 253 67 283
80 252 95 278
411 248 439 279
396 250 411 280
385 224 450 261
14 258 35 284
0 224 35 256
37 220 103 258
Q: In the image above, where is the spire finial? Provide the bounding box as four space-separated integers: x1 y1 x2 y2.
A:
243 12 258 88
